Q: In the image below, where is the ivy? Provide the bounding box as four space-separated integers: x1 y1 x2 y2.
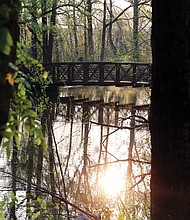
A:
1 41 51 153
0 4 13 56
1 67 47 157
33 211 41 219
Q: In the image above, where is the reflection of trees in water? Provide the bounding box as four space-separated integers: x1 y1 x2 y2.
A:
54 97 150 219
0 89 150 219
60 86 150 105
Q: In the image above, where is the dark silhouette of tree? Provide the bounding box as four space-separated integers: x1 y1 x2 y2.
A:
150 0 190 219
0 1 19 143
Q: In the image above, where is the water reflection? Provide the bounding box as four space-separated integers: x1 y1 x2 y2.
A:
0 86 151 219
60 86 150 105
55 86 151 219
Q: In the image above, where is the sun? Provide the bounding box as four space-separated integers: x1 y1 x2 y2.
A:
98 167 123 196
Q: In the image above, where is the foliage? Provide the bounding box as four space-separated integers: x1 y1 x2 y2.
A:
1 59 49 157
0 191 18 219
19 0 152 62
17 42 51 115
0 4 13 56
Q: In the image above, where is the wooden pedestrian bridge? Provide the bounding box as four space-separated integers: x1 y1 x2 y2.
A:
27 61 152 87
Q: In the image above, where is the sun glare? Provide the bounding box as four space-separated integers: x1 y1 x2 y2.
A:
99 168 123 196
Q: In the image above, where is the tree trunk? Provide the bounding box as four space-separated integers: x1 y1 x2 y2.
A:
0 1 19 143
73 4 79 57
133 0 139 61
48 0 57 62
82 103 90 183
150 1 190 219
126 108 135 189
41 1 49 63
47 116 56 195
36 117 46 197
26 136 34 219
100 0 107 61
108 0 117 55
10 137 17 220
86 0 94 60
31 0 38 59
83 0 88 61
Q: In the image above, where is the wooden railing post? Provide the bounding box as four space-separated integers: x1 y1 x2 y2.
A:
67 63 72 83
83 62 89 84
116 63 120 86
99 62 104 85
49 63 54 82
132 63 137 86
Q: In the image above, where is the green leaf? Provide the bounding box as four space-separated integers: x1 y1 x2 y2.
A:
14 135 20 148
33 211 41 219
0 214 4 219
0 4 11 20
0 130 13 139
41 200 46 208
6 29 13 46
43 71 48 79
6 146 11 159
10 191 16 201
20 87 26 96
0 43 10 56
36 197 42 203
0 27 13 55
24 120 30 132
36 137 41 145
42 141 47 151
27 109 37 118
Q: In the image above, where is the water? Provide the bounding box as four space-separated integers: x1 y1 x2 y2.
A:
0 86 151 219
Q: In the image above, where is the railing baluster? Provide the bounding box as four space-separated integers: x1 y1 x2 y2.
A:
83 63 89 84
67 63 72 83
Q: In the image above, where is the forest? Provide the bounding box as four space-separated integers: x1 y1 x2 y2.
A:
1 0 190 220
0 0 152 219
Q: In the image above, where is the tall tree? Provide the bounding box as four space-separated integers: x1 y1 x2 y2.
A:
150 1 190 219
73 1 79 57
30 0 38 59
100 0 107 61
133 0 139 61
86 0 94 60
41 0 57 63
108 0 117 56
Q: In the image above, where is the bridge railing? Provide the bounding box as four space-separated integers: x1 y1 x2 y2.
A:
30 62 152 87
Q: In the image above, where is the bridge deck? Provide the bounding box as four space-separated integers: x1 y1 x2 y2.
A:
29 62 152 87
